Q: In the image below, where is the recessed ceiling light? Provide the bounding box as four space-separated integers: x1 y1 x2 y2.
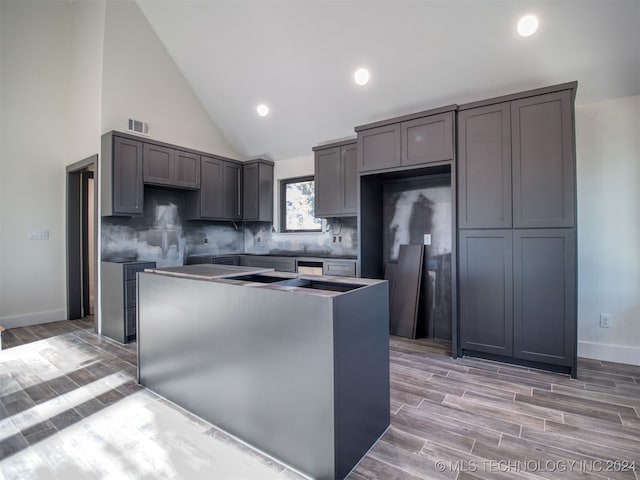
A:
354 68 370 86
517 14 539 37
256 104 269 117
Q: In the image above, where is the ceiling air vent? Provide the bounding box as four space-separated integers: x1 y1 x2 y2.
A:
127 118 150 136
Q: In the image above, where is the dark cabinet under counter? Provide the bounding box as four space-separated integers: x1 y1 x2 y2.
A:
101 260 156 343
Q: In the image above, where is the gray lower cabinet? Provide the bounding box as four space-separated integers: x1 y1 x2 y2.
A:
239 255 296 273
101 261 155 343
186 255 241 265
143 143 200 189
459 230 513 356
323 260 357 277
187 155 242 221
242 159 274 222
313 140 357 217
513 229 576 366
101 133 144 216
213 255 241 266
459 228 576 369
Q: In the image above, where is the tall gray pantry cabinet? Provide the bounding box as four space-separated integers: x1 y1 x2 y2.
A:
456 83 577 376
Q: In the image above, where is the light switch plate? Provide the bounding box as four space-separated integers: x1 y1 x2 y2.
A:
599 313 612 328
423 234 431 245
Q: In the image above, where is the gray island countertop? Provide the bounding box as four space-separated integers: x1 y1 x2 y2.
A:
137 264 390 480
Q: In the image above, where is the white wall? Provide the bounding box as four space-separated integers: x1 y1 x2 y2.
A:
1 1 73 327
575 95 640 365
0 0 240 328
68 1 106 163
101 0 240 158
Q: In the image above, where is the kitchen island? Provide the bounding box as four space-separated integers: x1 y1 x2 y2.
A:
137 265 389 480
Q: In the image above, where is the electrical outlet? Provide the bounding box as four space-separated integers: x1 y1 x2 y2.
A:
423 234 431 245
599 313 612 328
204 238 208 244
338 236 342 243
28 229 50 240
333 236 336 243
256 237 261 243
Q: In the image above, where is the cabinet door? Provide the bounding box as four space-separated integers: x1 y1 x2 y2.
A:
113 136 143 215
357 124 401 172
458 103 512 228
223 161 242 220
401 112 453 166
242 161 273 222
143 144 173 186
200 156 224 218
242 162 259 220
512 90 575 228
173 150 200 189
459 230 513 356
341 143 358 214
315 147 341 217
513 229 576 366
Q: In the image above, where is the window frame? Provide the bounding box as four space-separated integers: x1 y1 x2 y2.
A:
279 175 322 233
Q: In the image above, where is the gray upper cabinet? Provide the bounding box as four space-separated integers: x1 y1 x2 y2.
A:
401 112 454 166
458 87 575 230
458 103 512 228
101 133 144 216
513 229 576 366
223 162 242 220
357 124 401 172
243 159 274 222
314 140 357 217
198 156 223 219
143 143 172 186
187 155 241 221
173 150 201 189
356 108 455 173
143 143 200 189
459 230 513 356
342 143 358 212
512 90 575 228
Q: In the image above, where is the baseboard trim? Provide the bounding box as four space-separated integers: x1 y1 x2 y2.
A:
578 341 640 366
0 309 67 329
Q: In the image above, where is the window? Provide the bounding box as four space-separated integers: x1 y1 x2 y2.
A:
280 176 322 232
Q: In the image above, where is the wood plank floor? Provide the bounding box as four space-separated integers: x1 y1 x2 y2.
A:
2 321 639 479
349 337 639 480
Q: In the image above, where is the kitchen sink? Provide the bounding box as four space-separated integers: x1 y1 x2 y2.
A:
225 274 285 283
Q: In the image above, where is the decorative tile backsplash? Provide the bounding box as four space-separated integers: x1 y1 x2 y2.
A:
101 187 357 267
244 217 357 257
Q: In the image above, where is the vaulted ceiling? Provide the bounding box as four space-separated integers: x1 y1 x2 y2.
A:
136 0 640 161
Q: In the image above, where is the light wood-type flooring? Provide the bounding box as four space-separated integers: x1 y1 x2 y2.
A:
1 320 639 479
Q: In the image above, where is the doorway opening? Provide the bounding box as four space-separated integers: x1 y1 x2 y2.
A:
66 155 98 328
